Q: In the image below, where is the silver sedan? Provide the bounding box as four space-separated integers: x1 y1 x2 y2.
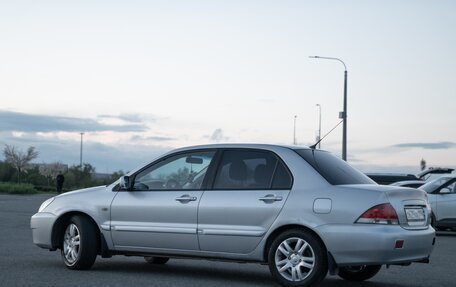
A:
31 144 435 287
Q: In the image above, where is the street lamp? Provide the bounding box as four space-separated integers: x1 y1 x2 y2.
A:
80 132 84 168
293 115 297 145
309 56 348 161
316 104 321 149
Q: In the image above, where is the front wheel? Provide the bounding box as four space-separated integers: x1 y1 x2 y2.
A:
61 215 98 270
338 265 382 281
268 229 327 287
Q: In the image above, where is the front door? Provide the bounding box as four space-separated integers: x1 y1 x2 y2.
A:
110 150 215 252
435 179 456 226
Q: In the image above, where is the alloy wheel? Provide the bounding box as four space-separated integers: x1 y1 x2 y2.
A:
63 223 81 265
274 237 316 281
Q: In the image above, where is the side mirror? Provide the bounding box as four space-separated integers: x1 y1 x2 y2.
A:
440 187 451 194
120 176 132 191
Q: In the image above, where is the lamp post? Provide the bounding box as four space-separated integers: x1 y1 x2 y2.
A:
316 104 321 149
309 56 348 161
293 115 297 145
79 132 84 168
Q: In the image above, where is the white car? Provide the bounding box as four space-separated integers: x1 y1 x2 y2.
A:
419 175 456 230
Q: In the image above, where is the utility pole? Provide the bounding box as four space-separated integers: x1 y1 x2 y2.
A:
293 115 297 145
316 104 322 149
310 56 348 161
80 132 84 168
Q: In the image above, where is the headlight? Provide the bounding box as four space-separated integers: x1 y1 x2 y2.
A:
38 197 55 212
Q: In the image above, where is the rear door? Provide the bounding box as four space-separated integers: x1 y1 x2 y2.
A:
197 149 293 254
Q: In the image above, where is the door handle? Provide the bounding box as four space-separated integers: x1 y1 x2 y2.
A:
259 194 283 203
175 194 197 203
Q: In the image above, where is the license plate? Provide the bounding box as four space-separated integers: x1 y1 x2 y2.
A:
405 208 425 221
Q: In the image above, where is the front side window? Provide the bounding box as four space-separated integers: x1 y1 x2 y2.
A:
133 151 215 191
441 181 456 194
213 150 292 190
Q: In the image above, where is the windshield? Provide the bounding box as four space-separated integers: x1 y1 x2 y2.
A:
296 149 375 185
420 176 454 193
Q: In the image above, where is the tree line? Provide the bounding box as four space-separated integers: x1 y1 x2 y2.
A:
1 145 123 192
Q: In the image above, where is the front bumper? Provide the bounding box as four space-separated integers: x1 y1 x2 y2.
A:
30 212 57 249
316 224 435 266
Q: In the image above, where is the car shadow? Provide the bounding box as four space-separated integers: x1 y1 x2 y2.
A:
90 260 406 287
93 260 273 285
436 230 456 237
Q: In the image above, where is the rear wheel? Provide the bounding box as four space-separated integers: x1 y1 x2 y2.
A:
144 256 170 264
268 229 327 287
61 215 98 270
338 265 382 281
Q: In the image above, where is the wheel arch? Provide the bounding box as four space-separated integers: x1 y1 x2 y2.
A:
263 224 328 262
51 211 102 252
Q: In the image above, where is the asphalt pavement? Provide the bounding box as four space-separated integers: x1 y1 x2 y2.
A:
0 193 455 287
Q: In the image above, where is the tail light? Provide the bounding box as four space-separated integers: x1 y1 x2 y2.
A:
356 203 399 225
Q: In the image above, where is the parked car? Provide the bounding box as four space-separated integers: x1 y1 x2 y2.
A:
390 180 426 188
419 175 456 230
366 167 454 185
31 144 435 287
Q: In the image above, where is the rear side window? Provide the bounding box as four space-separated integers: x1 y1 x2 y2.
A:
296 149 374 185
272 161 292 189
213 150 292 190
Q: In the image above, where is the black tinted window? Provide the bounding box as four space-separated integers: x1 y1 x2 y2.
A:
296 149 374 185
214 150 290 189
272 161 292 189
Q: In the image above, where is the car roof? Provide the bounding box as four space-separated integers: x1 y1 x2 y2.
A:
416 167 455 178
169 143 312 153
125 143 313 176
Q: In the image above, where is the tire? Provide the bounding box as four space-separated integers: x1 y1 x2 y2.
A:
338 265 382 281
144 256 170 264
61 215 98 270
431 213 437 229
268 229 327 287
431 214 445 231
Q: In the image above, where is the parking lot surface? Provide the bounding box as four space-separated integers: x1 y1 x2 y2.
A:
0 193 455 287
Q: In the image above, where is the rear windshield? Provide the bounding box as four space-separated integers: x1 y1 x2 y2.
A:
296 149 375 185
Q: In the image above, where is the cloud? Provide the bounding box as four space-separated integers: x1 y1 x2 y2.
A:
98 113 150 123
0 110 146 132
209 128 229 142
391 142 456 150
131 135 176 142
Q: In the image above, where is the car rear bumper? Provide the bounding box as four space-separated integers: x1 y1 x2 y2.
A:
315 224 435 266
30 212 57 249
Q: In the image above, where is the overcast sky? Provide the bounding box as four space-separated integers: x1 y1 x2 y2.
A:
1 0 455 173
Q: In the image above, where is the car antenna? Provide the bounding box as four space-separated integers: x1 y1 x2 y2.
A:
310 119 343 149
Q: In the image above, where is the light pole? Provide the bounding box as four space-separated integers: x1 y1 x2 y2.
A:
79 132 84 168
293 115 297 145
316 104 321 149
309 56 348 161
